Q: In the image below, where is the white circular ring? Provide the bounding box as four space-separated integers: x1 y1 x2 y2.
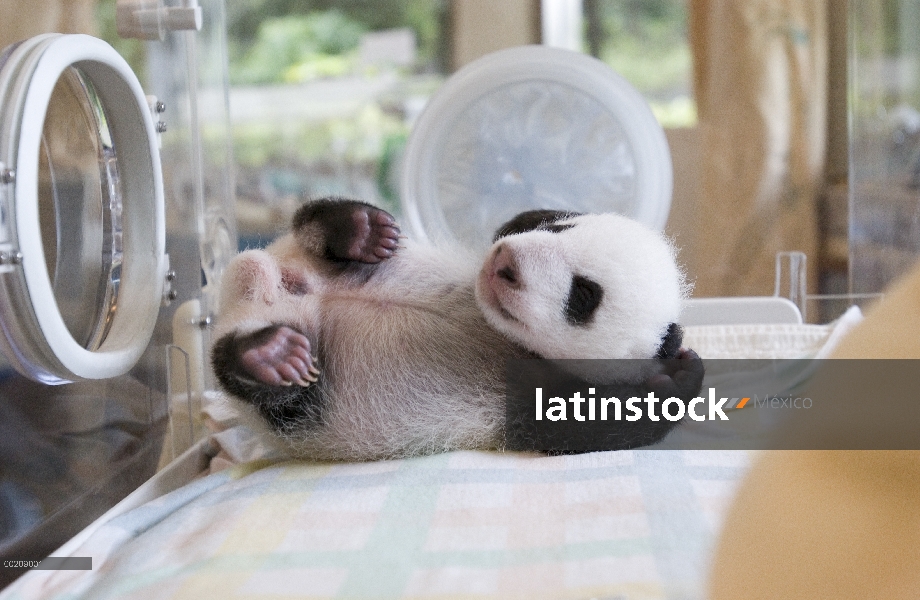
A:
401 45 673 244
11 34 165 381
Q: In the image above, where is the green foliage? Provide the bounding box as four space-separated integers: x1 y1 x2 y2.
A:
592 0 690 97
600 0 687 43
95 0 147 82
602 39 691 97
229 11 365 85
649 95 696 128
228 103 407 168
226 0 447 72
589 0 694 125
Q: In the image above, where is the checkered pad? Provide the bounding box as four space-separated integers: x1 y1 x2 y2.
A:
4 314 862 600
5 449 750 600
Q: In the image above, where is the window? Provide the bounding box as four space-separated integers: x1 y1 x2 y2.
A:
583 0 695 127
224 1 449 246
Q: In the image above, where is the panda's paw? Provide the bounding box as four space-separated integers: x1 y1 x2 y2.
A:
647 348 704 401
318 202 399 264
349 205 401 263
293 199 402 265
237 325 320 387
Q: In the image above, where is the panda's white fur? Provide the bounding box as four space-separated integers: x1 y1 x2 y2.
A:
212 207 687 461
476 213 685 361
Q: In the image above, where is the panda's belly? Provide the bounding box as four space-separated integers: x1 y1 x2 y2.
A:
280 288 524 458
319 289 521 390
310 297 507 411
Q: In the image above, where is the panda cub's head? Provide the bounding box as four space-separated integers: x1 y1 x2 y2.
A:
475 212 686 361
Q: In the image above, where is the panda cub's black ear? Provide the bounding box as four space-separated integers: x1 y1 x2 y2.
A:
492 210 583 242
655 323 683 359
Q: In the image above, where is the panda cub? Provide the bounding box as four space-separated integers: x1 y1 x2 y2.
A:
211 198 702 461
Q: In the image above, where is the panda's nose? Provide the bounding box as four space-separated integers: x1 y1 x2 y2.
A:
492 245 521 289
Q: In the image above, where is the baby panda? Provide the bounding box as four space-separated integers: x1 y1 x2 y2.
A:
211 198 703 461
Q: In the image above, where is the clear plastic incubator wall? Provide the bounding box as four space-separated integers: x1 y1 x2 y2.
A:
0 0 235 585
849 0 920 297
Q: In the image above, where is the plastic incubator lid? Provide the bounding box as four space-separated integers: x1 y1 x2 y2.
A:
0 34 167 383
401 45 673 249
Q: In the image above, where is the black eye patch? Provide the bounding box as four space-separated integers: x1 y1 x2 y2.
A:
565 275 603 326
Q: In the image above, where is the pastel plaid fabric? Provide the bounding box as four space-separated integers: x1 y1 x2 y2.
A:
6 449 750 600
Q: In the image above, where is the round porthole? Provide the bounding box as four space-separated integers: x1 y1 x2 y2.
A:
401 45 673 249
0 34 166 384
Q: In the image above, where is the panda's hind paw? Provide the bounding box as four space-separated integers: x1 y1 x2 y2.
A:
293 199 402 265
238 325 320 387
346 206 400 263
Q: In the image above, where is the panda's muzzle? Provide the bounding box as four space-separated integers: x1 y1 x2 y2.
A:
478 245 524 324
490 244 521 290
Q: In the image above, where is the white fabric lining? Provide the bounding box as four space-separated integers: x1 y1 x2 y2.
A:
683 305 863 360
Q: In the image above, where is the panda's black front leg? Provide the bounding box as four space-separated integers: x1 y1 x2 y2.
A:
211 325 326 432
292 198 401 265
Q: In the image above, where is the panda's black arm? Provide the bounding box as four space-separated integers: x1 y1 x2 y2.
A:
211 327 326 433
656 322 684 359
503 348 705 454
492 210 583 242
292 197 401 266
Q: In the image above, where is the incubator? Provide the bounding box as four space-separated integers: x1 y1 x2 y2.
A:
0 0 234 586
0 0 916 592
848 1 920 296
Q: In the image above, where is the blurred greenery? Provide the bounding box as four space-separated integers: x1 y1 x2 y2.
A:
94 0 693 223
226 0 447 75
221 2 446 216
230 11 365 85
650 95 696 128
93 0 445 219
586 0 694 125
229 103 406 168
96 0 147 80
95 0 447 85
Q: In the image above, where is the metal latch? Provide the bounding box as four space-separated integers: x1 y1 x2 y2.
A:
0 245 23 274
146 96 167 147
162 254 178 305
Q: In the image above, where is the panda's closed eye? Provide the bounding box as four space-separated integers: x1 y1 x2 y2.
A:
565 275 603 326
